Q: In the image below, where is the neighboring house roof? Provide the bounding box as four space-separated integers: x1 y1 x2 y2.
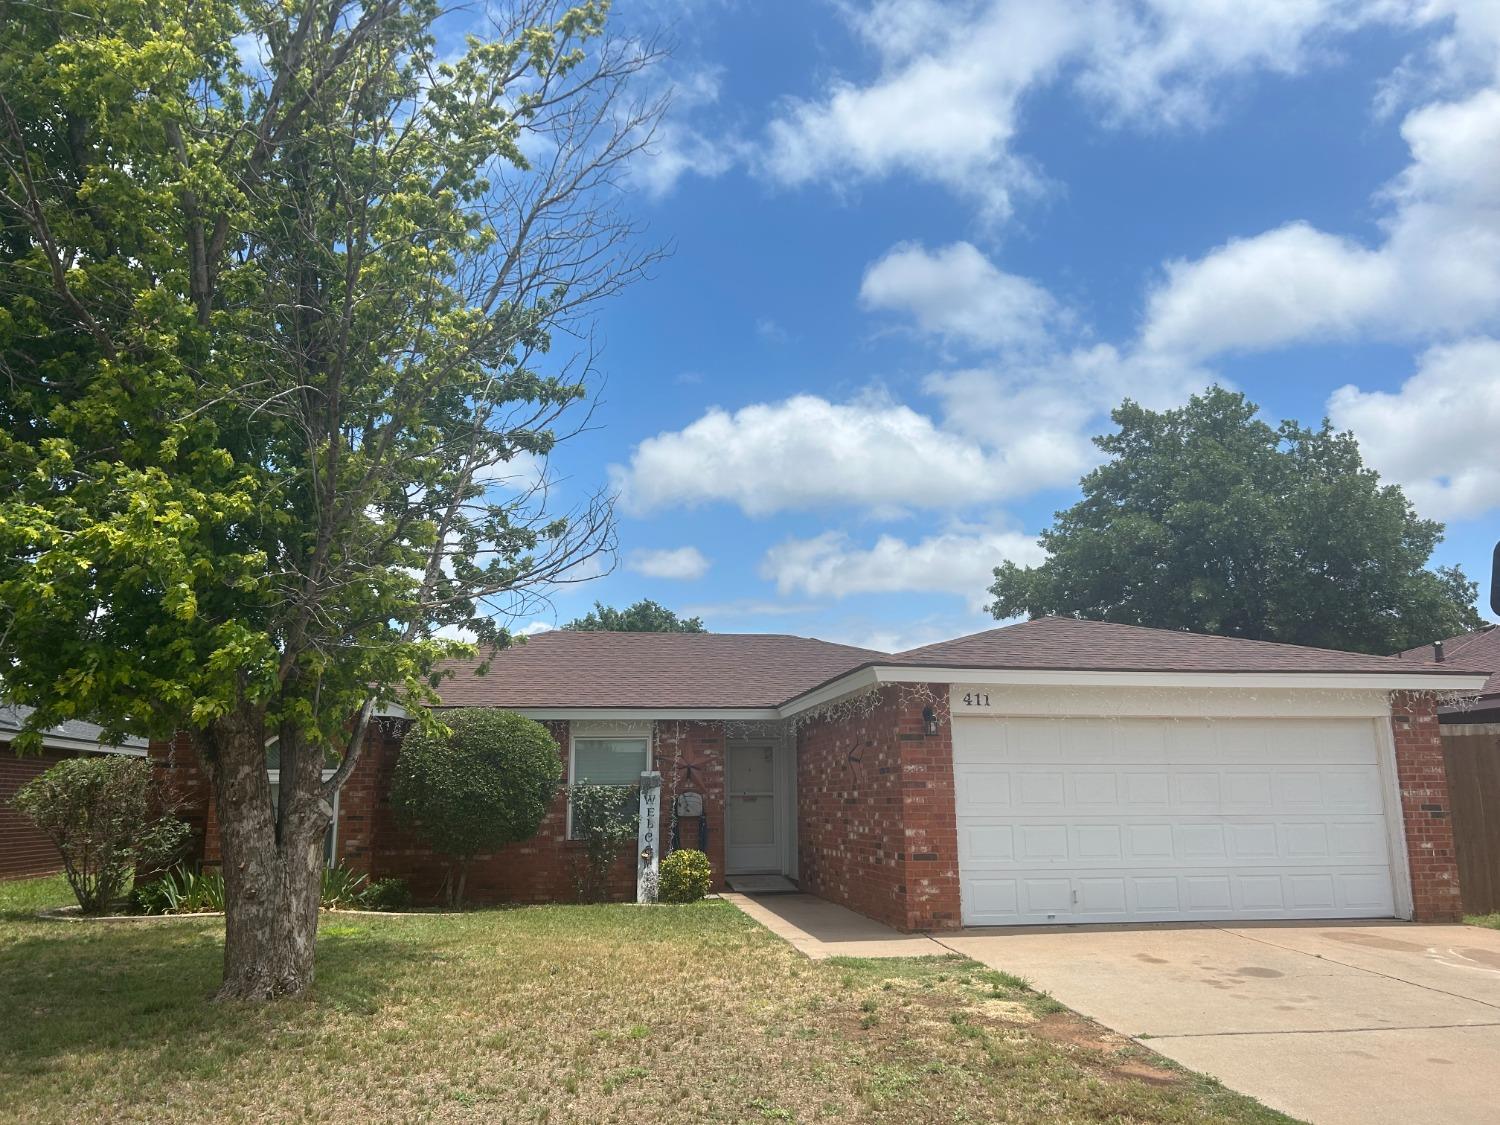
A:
0 704 148 755
1398 624 1500 705
436 616 1477 714
892 616 1472 676
435 630 888 710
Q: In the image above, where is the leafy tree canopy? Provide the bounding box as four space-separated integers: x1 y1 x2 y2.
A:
0 0 658 997
989 387 1482 654
564 599 706 633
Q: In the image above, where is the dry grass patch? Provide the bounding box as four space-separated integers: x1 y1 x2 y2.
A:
0 876 1295 1123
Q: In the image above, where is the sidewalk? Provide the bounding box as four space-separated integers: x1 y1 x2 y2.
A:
722 892 948 960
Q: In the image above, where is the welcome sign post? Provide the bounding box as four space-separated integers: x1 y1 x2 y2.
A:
637 771 662 904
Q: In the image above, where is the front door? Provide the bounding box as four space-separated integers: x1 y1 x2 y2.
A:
726 742 779 873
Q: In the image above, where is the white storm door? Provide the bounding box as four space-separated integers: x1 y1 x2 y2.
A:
726 743 779 873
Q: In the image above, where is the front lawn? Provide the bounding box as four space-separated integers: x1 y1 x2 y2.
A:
0 876 1292 1124
1467 913 1500 930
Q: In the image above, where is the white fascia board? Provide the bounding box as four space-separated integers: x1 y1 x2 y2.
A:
509 707 781 722
18 734 146 756
776 666 881 718
871 665 1491 693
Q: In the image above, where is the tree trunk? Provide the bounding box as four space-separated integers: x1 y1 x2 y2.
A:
201 706 330 1001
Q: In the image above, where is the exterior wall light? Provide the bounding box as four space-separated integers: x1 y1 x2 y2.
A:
922 706 939 737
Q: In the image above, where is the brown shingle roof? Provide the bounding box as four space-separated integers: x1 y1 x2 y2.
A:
889 615 1479 677
434 630 887 710
433 617 1481 713
1398 625 1500 699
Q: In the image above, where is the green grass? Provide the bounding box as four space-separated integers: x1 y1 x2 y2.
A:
1466 913 1500 930
0 875 1297 1124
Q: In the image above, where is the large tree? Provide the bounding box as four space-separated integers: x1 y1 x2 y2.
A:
989 388 1481 654
0 0 660 998
564 599 706 632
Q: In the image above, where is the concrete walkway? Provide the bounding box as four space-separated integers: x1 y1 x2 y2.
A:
944 922 1500 1125
721 892 944 960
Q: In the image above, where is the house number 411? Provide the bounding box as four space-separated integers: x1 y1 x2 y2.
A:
961 692 991 707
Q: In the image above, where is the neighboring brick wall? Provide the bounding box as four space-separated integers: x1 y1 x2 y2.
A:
1392 691 1464 922
1 745 147 880
796 685 961 932
2 746 71 879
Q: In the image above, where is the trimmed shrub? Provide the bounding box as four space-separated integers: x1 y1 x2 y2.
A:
658 848 712 903
11 755 187 914
391 708 562 906
361 877 414 912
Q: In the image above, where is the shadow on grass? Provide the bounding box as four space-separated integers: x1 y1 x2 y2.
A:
0 914 429 1077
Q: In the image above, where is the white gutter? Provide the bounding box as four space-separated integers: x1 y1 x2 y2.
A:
0 731 146 756
776 665 1491 717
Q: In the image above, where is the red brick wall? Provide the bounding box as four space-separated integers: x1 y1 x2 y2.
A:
1392 691 1464 922
149 716 730 905
1 745 150 880
796 686 961 932
353 717 728 905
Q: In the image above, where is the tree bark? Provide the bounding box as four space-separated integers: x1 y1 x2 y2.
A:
201 706 329 1001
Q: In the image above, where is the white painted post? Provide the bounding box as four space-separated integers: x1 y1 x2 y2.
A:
637 771 662 904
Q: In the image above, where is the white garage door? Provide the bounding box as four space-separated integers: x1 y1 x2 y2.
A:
955 715 1398 926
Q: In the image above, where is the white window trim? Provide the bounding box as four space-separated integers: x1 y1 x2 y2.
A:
566 725 653 840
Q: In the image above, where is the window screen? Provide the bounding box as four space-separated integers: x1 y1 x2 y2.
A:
571 738 649 786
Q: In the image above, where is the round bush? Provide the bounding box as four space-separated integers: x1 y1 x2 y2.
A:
658 848 712 903
391 708 562 903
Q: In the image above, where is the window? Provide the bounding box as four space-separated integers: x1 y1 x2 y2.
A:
569 736 649 838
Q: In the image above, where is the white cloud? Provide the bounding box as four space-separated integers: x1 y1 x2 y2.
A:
1143 223 1395 356
627 545 711 580
516 620 556 637
761 520 1045 611
612 392 1028 516
1327 337 1500 520
615 233 1209 519
859 241 1063 349
1142 83 1500 357
760 1 1424 220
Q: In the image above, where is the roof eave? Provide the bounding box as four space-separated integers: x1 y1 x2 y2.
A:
776 664 1492 716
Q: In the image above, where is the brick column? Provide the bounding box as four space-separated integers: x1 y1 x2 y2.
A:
899 689 962 931
796 684 962 933
1391 691 1463 922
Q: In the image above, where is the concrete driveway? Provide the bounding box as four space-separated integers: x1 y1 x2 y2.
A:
940 922 1500 1125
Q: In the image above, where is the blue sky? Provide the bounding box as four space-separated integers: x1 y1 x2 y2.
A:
502 0 1500 651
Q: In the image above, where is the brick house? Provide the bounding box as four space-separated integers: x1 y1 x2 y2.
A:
1 706 148 880
152 616 1488 928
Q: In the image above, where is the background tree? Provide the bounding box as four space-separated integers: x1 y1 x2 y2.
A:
391 708 561 907
564 599 707 632
12 756 188 915
0 0 661 997
989 387 1482 654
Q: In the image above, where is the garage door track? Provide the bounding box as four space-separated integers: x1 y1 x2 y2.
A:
942 922 1500 1125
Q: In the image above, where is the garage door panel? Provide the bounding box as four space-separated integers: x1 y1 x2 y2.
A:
961 866 1395 925
955 715 1396 925
961 815 1389 868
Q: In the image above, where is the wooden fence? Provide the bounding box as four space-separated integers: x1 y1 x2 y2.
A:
1443 730 1500 916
